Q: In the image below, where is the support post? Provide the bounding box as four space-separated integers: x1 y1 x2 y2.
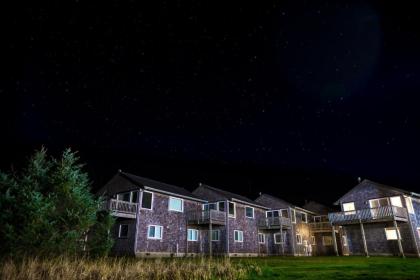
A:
359 220 369 257
289 207 296 256
393 219 405 258
185 219 189 257
331 225 339 256
225 199 229 257
209 222 213 258
405 203 420 258
280 217 285 255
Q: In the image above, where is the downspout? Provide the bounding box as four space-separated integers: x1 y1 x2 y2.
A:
225 199 230 256
133 189 142 257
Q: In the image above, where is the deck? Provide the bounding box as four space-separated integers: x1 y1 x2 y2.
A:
309 222 333 232
258 216 292 230
328 205 408 225
103 199 138 218
186 209 226 225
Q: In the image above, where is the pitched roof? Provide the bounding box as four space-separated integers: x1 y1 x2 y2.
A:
255 193 318 214
100 171 206 202
198 183 268 209
334 179 420 205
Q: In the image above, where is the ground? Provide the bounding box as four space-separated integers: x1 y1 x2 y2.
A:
237 256 420 280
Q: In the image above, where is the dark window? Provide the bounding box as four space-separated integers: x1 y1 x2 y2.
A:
142 192 153 209
119 224 129 238
131 191 138 203
245 207 254 218
218 201 225 212
228 202 235 216
273 210 279 217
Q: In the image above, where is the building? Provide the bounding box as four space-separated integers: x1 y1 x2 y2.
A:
98 171 206 257
328 179 420 257
191 183 269 256
255 194 347 256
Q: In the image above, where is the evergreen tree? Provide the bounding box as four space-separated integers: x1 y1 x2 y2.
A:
0 148 114 257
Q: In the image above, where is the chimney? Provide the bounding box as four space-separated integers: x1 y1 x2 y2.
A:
357 177 362 183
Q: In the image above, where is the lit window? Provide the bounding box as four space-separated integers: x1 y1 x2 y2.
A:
168 197 183 212
385 228 400 240
187 229 198 241
258 233 265 244
343 202 355 214
147 225 163 239
296 234 302 244
369 198 389 208
228 202 236 217
211 230 220 241
390 196 403 208
245 207 254 218
234 230 244 242
141 191 153 209
322 236 333 246
118 224 129 238
406 197 415 214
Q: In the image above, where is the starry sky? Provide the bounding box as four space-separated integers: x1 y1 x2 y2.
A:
1 1 420 206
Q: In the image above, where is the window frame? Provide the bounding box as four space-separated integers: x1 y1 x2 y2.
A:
274 232 283 244
218 201 226 212
258 233 265 244
311 235 316 245
245 206 255 219
118 224 129 239
296 233 302 244
234 230 244 242
342 202 356 214
187 229 199 241
291 209 296 223
390 196 403 207
406 197 415 214
211 230 220 242
168 196 184 212
228 201 236 218
385 227 400 240
141 191 154 210
147 225 163 240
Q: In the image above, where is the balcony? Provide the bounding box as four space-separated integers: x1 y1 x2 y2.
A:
309 222 333 232
103 199 138 219
186 209 226 225
328 206 408 225
258 216 292 230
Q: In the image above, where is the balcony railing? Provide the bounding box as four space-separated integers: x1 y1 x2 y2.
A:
328 206 408 225
258 216 292 229
309 222 333 232
104 199 138 218
186 209 226 225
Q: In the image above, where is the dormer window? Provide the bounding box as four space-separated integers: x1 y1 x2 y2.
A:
390 196 403 207
342 202 355 214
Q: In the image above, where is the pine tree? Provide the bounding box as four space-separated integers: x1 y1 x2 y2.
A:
0 147 114 257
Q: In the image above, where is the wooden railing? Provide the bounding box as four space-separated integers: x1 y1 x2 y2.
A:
258 216 292 229
106 199 138 214
186 209 226 225
309 222 332 232
328 206 408 225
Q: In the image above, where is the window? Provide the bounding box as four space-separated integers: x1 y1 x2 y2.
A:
302 212 307 223
274 232 285 244
314 216 322 223
296 234 302 244
187 229 198 241
118 224 129 238
390 196 403 207
116 191 138 203
245 206 254 218
280 209 289 218
234 230 244 242
266 210 279 218
369 198 389 208
258 233 265 244
311 235 316 245
211 230 220 241
147 225 163 239
406 197 415 214
291 209 296 223
342 235 348 246
228 202 236 217
343 202 355 214
141 191 153 210
218 201 225 212
322 236 333 246
385 228 400 240
168 197 183 212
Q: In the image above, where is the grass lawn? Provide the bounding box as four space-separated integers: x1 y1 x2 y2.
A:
235 256 420 280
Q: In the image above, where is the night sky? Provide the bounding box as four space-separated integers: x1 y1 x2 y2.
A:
1 1 420 206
